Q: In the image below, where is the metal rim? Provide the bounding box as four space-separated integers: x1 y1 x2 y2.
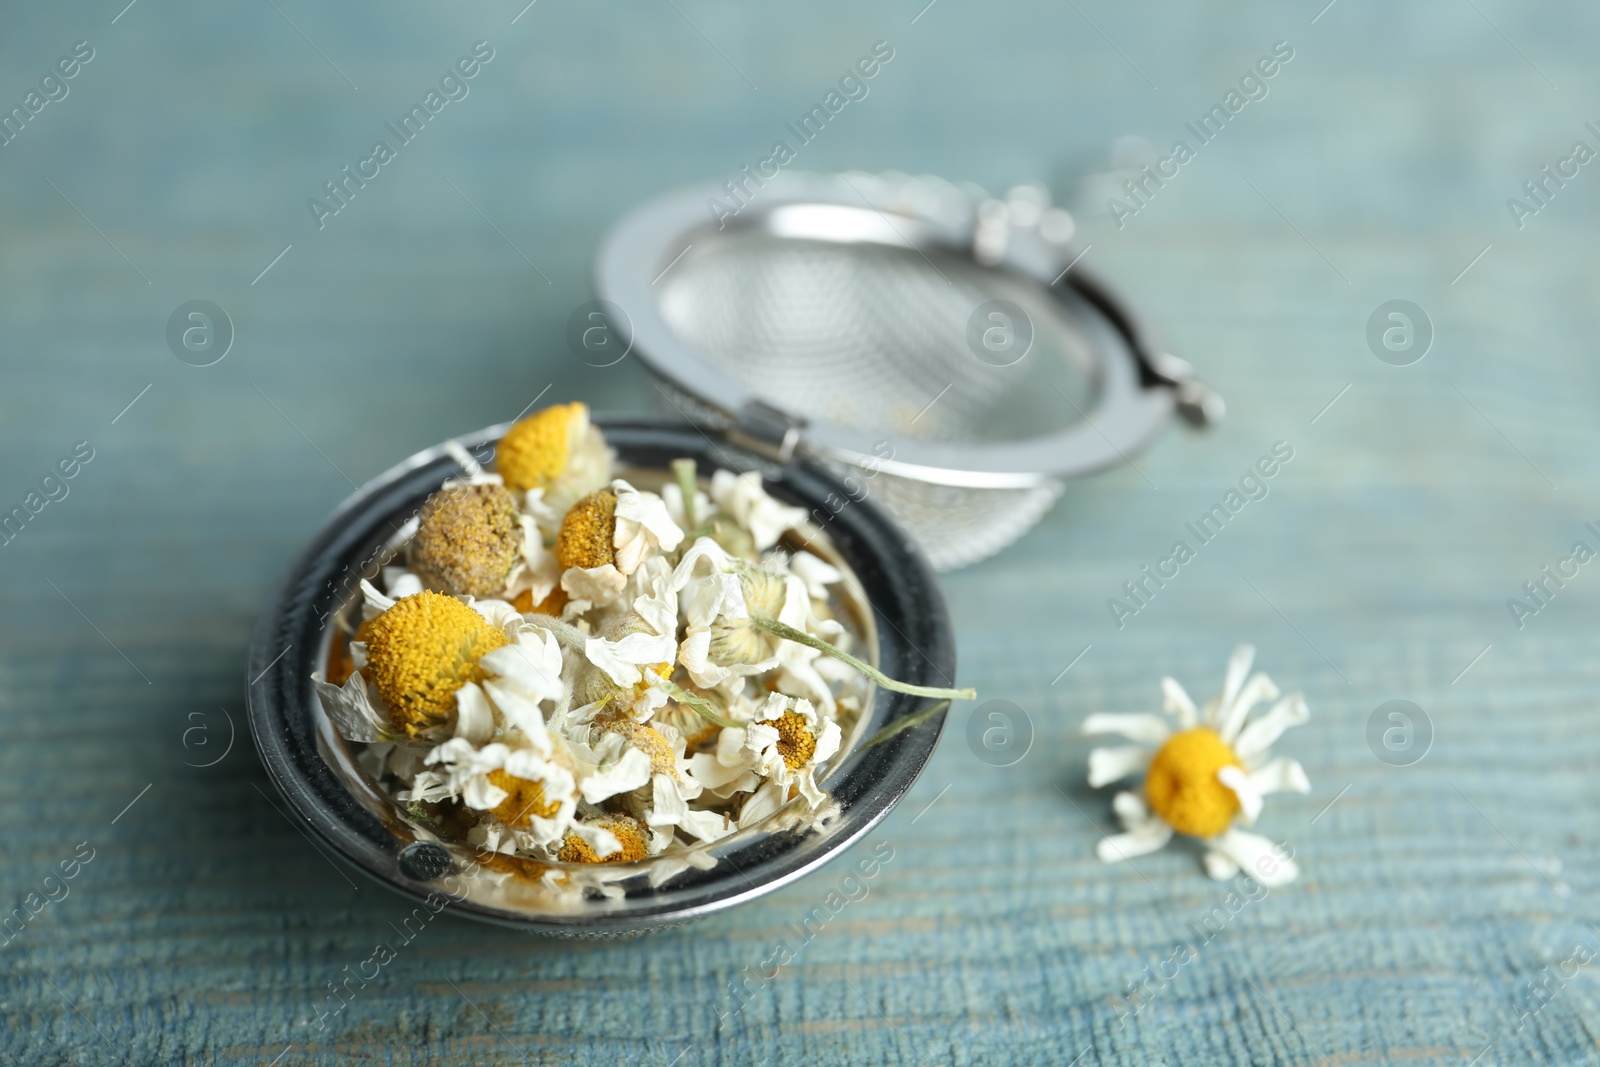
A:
246 414 956 935
595 171 1177 489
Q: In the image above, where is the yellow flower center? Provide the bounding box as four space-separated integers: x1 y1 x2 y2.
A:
362 591 510 735
511 586 569 616
410 483 520 598
486 768 560 827
594 709 678 780
556 489 617 570
773 710 817 769
557 814 649 864
1143 727 1242 838
496 402 583 493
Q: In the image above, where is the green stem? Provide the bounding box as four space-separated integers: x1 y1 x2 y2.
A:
859 700 950 751
750 616 977 700
671 457 699 530
661 678 742 729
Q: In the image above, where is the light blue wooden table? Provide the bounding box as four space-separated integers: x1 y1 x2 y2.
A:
3 1 1598 1063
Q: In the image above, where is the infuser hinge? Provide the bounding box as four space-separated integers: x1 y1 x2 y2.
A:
727 399 806 464
1148 352 1226 428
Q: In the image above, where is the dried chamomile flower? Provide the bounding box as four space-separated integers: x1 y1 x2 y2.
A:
410 483 521 598
557 482 685 606
363 591 511 736
310 427 980 892
557 489 618 571
557 813 651 864
673 537 974 701
1083 645 1310 886
417 739 580 848
486 767 563 828
496 402 612 507
732 694 840 809
709 469 807 551
592 708 681 782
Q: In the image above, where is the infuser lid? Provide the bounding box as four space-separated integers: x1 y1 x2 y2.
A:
595 170 1220 491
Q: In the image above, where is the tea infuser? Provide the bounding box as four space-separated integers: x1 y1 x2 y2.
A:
249 416 956 936
597 170 1222 570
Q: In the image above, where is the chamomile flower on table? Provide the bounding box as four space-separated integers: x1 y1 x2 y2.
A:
1082 645 1311 886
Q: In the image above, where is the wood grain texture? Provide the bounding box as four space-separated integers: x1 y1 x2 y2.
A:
2 1 1598 1063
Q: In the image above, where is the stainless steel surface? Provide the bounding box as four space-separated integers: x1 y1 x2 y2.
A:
597 171 1218 570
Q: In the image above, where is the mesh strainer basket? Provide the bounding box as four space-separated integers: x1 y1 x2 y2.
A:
596 171 1221 570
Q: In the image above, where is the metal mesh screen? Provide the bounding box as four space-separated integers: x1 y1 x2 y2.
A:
652 232 1096 569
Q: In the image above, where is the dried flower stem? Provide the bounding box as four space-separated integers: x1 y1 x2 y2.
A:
750 617 976 700
671 458 698 530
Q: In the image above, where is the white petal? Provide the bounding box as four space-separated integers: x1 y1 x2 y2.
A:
1203 850 1240 880
568 821 623 860
312 672 392 743
777 575 811 629
649 773 733 842
425 735 487 768
452 681 495 745
1095 822 1173 863
812 719 842 764
384 569 424 599
1216 672 1280 744
671 537 737 591
1082 713 1172 745
613 483 684 574
471 598 523 632
1247 758 1311 797
360 578 395 616
776 655 836 715
443 438 486 480
481 631 566 703
790 552 842 599
1233 694 1309 762
463 776 509 812
715 727 749 767
585 631 673 688
678 629 711 670
687 751 754 791
753 692 792 723
1087 745 1150 788
737 779 787 829
1161 677 1198 729
560 564 627 604
677 629 732 688
647 854 692 888
710 470 806 551
482 680 552 755
1217 765 1263 825
1215 645 1256 726
743 722 782 769
1208 828 1299 887
795 769 828 809
1111 790 1155 829
578 747 652 804
634 589 678 642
